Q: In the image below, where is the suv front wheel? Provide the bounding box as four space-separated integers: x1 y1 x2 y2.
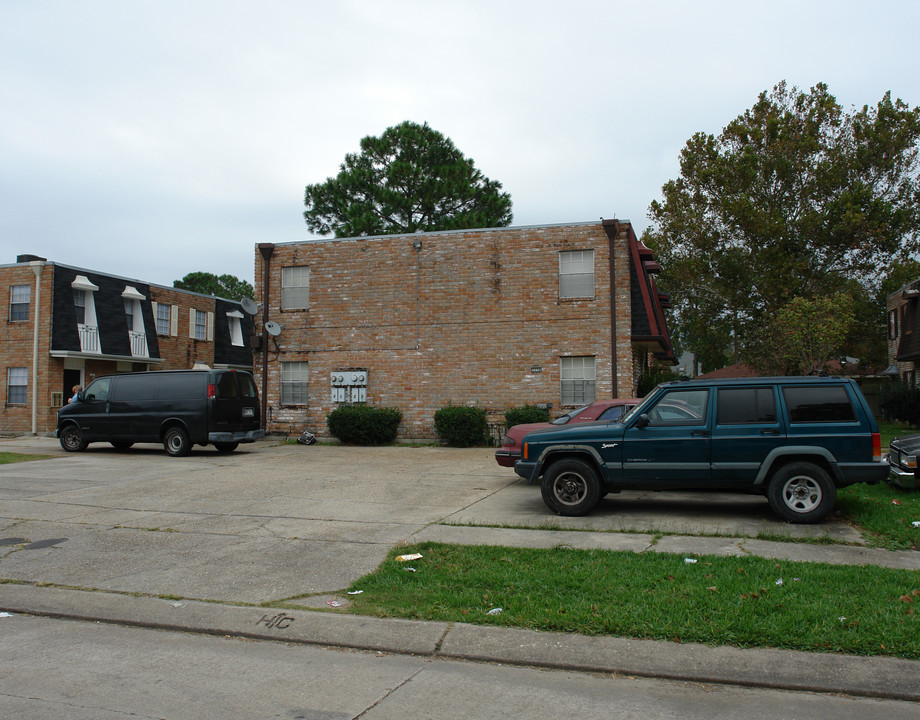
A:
767 462 836 524
541 458 602 516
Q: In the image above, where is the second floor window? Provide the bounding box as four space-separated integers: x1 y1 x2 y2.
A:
124 298 135 331
281 266 310 310
73 289 86 324
156 303 171 335
10 285 30 322
559 250 594 299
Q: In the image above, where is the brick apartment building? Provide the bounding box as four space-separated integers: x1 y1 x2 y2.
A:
253 219 675 439
1 255 254 435
887 278 920 384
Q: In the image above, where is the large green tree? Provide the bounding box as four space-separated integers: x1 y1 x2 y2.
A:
645 82 920 373
174 272 254 300
303 121 513 237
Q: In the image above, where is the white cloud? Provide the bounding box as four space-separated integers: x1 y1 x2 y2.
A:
1 0 918 285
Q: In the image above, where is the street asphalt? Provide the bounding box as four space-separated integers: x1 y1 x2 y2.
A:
1 434 919 702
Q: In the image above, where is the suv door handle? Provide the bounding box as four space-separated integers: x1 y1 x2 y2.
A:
760 429 781 436
690 430 710 437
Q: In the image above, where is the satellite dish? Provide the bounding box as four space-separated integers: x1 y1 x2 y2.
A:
264 321 283 337
240 297 258 315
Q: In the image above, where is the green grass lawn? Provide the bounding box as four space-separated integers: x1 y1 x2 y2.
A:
321 542 920 659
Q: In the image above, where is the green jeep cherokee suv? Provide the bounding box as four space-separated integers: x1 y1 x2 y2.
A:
514 377 888 524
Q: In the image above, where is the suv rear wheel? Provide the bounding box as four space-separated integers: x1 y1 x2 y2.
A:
541 458 602 516
767 462 836 524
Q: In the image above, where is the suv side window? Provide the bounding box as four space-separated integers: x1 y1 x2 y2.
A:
646 389 708 426
717 387 776 425
783 385 856 423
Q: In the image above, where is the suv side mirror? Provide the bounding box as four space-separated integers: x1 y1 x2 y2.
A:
635 414 650 429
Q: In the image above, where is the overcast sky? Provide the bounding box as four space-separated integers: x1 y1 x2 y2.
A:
2 0 918 290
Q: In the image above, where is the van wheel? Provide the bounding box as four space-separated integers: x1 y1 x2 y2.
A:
541 458 602 516
164 427 191 457
215 442 238 454
59 424 87 452
767 462 836 524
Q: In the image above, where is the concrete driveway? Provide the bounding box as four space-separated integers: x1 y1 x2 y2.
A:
0 436 861 606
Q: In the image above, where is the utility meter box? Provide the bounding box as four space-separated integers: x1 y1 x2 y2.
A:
330 370 368 403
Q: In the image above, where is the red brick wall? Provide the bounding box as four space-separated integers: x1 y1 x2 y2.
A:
254 221 639 439
1 263 247 435
0 263 55 433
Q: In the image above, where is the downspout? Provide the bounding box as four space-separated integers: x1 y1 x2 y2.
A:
30 261 45 435
604 221 620 398
258 243 275 431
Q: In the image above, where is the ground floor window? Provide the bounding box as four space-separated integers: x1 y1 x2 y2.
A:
7 367 27 405
281 361 309 404
560 356 596 405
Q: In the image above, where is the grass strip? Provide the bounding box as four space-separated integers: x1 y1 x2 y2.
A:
339 542 920 659
838 483 920 550
0 452 51 464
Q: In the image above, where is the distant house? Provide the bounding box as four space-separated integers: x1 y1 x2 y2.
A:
1 255 254 435
887 279 920 385
252 219 675 438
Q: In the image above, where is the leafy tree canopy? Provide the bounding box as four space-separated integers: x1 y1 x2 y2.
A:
645 81 920 373
173 272 254 300
304 121 513 237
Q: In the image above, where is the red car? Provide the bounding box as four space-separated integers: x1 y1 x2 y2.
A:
495 398 640 467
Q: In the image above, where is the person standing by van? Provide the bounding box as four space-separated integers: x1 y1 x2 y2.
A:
69 385 82 404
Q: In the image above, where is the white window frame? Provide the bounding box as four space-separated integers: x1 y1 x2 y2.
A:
559 250 595 299
281 361 309 404
10 285 30 322
281 266 310 310
189 309 214 341
227 310 244 347
560 356 596 405
7 367 28 405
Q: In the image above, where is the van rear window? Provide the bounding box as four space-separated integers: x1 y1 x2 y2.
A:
238 374 257 398
783 385 856 423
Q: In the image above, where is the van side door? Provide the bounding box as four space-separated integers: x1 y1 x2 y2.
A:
73 376 114 440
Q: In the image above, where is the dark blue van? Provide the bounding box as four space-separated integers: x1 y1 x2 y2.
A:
57 369 263 456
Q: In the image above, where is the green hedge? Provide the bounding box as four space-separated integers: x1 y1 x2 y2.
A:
879 380 920 426
504 405 550 428
434 405 488 447
326 405 402 445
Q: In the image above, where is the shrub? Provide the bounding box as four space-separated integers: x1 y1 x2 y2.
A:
879 380 920 426
504 405 550 428
326 405 402 445
637 364 680 397
434 405 488 447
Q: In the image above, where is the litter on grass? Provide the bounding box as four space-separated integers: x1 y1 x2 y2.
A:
327 600 344 608
912 521 920 528
684 558 698 564
347 590 363 595
486 608 503 615
396 553 423 562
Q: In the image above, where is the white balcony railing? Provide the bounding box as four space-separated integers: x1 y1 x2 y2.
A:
129 330 148 357
78 324 100 353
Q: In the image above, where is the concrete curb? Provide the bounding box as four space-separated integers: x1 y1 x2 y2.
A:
3 583 919 702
